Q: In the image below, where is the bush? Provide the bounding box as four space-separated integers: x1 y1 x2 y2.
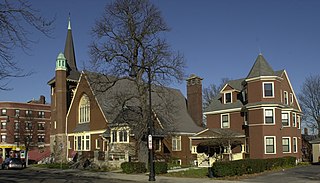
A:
121 162 147 174
154 162 168 174
212 156 296 177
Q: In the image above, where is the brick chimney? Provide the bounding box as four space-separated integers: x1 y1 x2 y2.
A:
39 95 46 104
304 128 308 135
186 74 203 127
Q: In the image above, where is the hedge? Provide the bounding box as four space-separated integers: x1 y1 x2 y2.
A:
121 162 147 174
154 162 168 174
121 161 168 174
212 156 296 177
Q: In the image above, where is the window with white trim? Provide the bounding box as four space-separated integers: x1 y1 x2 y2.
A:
1 122 6 129
282 137 291 153
1 135 6 142
111 129 129 143
292 113 296 127
155 138 161 152
1 109 7 116
263 82 274 98
297 115 301 129
95 139 100 149
79 95 90 123
221 114 230 128
284 91 288 105
191 146 197 154
74 134 90 151
224 92 232 104
38 135 45 142
265 136 276 154
119 130 128 143
264 108 275 124
172 136 181 151
290 93 294 104
281 112 290 127
293 137 297 153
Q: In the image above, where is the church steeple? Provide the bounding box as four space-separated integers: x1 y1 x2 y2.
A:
64 15 78 72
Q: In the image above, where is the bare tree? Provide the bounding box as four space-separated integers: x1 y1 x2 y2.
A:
203 78 230 109
0 0 54 90
298 75 320 137
89 0 185 161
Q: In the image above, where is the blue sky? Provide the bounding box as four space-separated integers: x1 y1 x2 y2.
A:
1 0 320 103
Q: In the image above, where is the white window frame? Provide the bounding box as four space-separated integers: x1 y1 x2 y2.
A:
297 115 301 129
282 137 291 153
221 113 230 128
263 82 274 98
118 130 129 143
264 108 275 125
284 91 288 105
290 93 294 104
172 136 181 151
111 128 129 144
264 136 276 154
224 92 232 104
191 146 198 154
68 140 71 149
74 134 90 151
95 139 100 149
1 109 7 116
281 112 290 127
79 95 90 124
293 137 298 153
292 113 296 127
155 138 161 152
1 135 6 142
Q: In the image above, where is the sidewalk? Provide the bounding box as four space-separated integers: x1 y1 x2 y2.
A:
29 166 244 183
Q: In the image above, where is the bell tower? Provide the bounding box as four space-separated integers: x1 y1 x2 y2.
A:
52 53 68 162
49 16 79 162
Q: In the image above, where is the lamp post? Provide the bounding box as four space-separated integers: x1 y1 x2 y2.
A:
129 65 155 181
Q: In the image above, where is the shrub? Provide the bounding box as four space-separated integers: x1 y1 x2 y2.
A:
154 162 168 174
212 156 297 177
121 162 147 174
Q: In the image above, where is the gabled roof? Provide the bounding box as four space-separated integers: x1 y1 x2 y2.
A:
83 71 203 134
246 54 275 79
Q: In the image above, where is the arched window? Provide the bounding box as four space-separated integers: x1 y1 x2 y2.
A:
79 94 90 123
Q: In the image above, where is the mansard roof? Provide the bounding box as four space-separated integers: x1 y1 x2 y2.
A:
83 71 203 134
246 54 275 79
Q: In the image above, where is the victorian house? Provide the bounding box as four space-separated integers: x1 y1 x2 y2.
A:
200 54 302 162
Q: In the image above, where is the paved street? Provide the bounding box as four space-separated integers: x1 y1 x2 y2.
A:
0 168 133 183
242 164 320 183
1 164 320 183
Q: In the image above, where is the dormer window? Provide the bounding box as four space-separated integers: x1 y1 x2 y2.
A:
224 92 232 104
263 82 274 98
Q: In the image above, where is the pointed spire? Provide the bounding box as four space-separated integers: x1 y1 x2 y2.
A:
68 13 71 30
246 54 274 79
64 15 78 72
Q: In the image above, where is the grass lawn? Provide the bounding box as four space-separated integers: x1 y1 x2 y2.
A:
165 167 209 178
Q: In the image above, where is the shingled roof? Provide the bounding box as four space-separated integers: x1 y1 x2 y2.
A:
47 18 80 85
84 71 203 134
246 54 275 79
205 54 285 113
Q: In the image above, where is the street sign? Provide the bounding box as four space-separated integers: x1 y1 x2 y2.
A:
148 135 152 150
